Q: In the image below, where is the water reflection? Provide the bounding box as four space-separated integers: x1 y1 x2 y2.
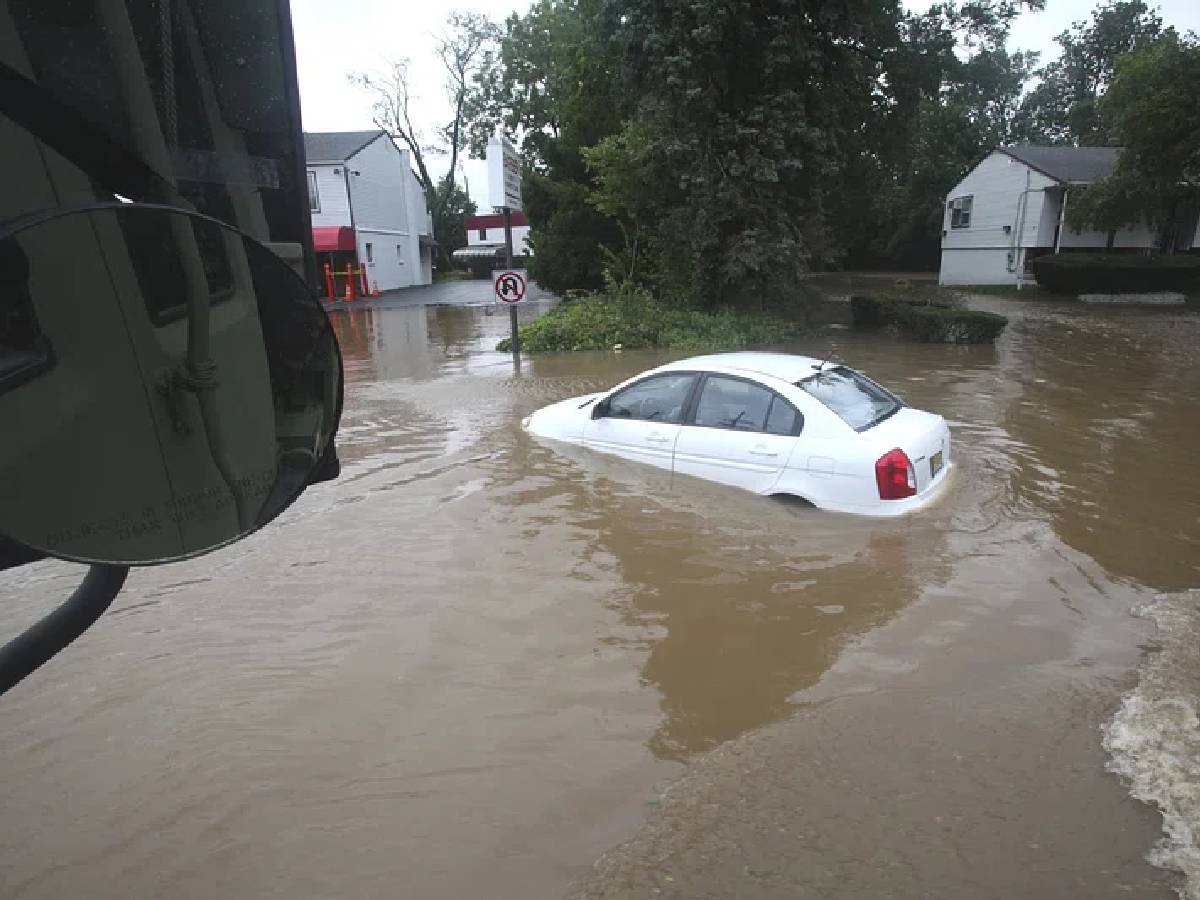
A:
602 500 920 759
484 404 941 761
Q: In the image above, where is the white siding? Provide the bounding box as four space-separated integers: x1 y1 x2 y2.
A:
1024 185 1159 250
466 223 532 254
938 151 1168 285
355 231 405 293
344 136 432 290
939 248 1017 285
308 164 351 227
940 152 1057 254
1057 218 1159 249
348 135 410 235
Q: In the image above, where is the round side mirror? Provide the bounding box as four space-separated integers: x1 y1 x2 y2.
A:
0 203 342 565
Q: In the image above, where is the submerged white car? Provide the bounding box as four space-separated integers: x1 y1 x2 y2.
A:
522 352 951 516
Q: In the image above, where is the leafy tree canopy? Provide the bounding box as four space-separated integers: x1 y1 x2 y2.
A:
457 0 1191 301
1013 0 1166 145
1066 32 1200 246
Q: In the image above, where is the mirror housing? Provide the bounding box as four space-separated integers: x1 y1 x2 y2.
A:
0 203 342 566
591 398 610 419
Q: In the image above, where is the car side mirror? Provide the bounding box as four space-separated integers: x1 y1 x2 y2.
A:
591 398 610 419
0 202 343 565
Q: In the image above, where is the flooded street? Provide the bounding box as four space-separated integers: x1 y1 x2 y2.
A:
2 293 1198 898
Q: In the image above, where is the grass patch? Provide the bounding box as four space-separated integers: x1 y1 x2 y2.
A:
496 287 802 352
433 269 474 283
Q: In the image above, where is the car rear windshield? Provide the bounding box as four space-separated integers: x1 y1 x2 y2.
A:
797 366 901 431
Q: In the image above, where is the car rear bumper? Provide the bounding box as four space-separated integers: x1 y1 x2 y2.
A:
810 461 955 518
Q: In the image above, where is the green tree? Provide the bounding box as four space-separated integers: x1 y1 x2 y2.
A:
1013 0 1165 145
588 0 902 308
468 0 1043 289
828 2 1039 270
465 0 628 294
430 176 476 261
1066 33 1200 248
351 13 500 267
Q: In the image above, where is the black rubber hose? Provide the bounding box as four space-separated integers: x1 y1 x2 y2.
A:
0 565 130 695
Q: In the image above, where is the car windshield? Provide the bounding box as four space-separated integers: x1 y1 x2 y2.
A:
798 366 901 431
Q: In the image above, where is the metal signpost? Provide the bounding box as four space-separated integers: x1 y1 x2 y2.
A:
487 134 524 356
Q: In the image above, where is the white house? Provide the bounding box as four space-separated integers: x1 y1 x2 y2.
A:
938 145 1200 286
305 130 434 293
452 211 533 266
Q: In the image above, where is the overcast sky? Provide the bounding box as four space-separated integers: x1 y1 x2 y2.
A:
290 0 1200 208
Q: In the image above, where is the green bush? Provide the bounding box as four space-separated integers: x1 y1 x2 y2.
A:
850 295 1007 344
496 287 802 352
1031 253 1200 294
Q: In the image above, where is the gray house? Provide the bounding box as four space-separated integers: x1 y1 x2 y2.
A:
938 146 1200 287
305 130 434 292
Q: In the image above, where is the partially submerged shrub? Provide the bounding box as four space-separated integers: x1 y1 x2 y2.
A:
496 287 802 352
1032 253 1200 294
850 295 1007 344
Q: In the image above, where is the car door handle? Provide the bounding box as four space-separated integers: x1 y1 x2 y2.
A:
748 448 778 457
645 433 672 444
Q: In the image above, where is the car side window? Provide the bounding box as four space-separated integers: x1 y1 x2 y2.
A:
765 395 802 436
606 374 695 423
693 375 775 431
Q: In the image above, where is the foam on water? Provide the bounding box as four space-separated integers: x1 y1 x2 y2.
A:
1103 591 1200 899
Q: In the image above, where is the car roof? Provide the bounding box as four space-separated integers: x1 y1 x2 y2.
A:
656 352 825 384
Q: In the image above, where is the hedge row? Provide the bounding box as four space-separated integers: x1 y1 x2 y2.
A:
1031 253 1200 294
850 295 1008 344
496 290 802 352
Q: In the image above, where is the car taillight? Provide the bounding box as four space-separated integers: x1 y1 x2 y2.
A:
875 448 916 500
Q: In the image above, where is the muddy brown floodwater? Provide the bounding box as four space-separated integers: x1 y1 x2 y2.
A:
2 294 1198 899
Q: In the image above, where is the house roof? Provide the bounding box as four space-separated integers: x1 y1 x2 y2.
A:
999 145 1122 184
304 130 385 164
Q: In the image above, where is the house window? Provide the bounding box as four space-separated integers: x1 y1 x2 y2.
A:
365 242 374 264
307 171 320 213
478 228 487 240
396 244 404 264
949 195 973 229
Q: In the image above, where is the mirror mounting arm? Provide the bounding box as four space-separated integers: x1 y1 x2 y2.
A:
0 565 129 696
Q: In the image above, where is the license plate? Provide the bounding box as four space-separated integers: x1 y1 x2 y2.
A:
930 450 944 478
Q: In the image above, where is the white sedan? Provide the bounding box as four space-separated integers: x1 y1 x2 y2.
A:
522 352 952 516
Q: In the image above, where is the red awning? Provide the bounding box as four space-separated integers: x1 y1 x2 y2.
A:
312 226 356 252
464 212 529 229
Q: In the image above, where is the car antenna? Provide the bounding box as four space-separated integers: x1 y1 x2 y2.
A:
813 348 837 373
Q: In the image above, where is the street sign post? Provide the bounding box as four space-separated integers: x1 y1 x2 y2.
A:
487 134 525 357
